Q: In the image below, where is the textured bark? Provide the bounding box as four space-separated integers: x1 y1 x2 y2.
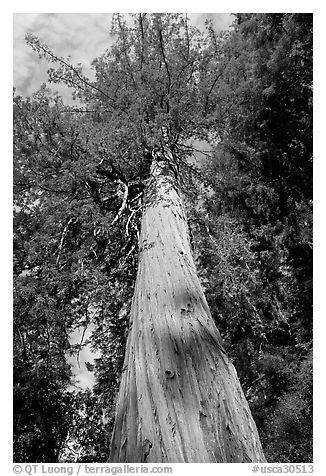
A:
109 153 266 463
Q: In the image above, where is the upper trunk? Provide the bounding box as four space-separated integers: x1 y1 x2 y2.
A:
109 150 266 463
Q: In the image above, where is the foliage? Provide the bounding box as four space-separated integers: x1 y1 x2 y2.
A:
193 13 312 462
13 89 134 462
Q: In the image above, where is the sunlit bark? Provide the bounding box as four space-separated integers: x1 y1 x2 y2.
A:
109 151 266 463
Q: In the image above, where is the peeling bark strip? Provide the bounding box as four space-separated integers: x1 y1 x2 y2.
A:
109 154 266 463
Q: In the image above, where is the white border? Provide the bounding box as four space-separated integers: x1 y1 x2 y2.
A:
3 3 323 472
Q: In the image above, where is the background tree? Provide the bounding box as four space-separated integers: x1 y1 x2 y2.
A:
192 13 313 462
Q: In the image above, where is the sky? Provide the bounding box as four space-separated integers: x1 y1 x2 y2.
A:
14 13 114 99
67 323 101 390
13 13 233 101
13 12 233 389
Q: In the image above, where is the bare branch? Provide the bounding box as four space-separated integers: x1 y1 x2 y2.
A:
125 205 142 236
111 181 129 225
118 244 137 271
77 316 89 369
204 71 223 112
158 29 171 95
55 218 74 266
184 14 190 58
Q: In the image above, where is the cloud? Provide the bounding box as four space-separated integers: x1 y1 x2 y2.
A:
13 13 113 100
13 13 233 100
190 12 233 31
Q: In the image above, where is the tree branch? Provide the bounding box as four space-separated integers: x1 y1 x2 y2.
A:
158 29 171 96
26 34 116 104
204 71 223 112
111 181 129 225
55 218 74 266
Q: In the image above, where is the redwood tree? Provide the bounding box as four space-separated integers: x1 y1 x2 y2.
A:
17 13 266 462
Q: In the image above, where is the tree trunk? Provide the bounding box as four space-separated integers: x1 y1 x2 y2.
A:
109 151 266 463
